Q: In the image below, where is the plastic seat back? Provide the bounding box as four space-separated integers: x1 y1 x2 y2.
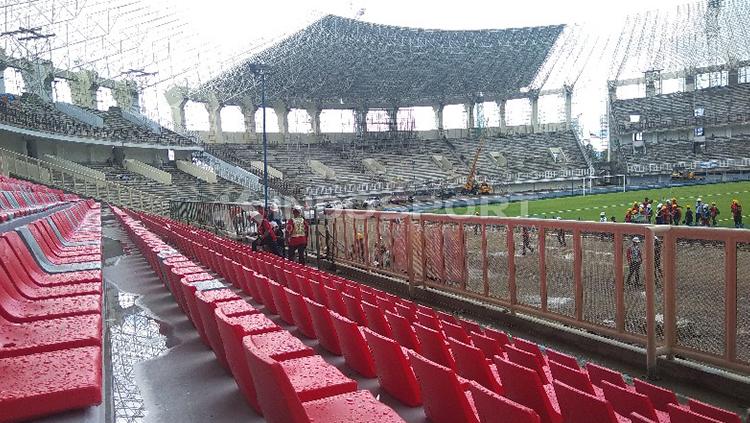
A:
416 311 442 330
545 348 579 370
494 357 561 423
362 327 421 407
687 399 742 423
323 285 347 316
342 292 367 325
601 380 659 422
470 331 505 360
630 412 658 423
585 362 627 389
506 344 549 384
553 380 618 423
304 297 341 355
408 351 479 423
669 404 724 423
483 327 512 347
549 361 596 396
514 338 547 367
413 323 455 369
385 310 421 352
362 300 393 337
268 280 295 325
442 320 471 344
284 287 316 338
469 381 541 423
243 339 309 423
633 379 678 412
329 311 377 378
448 338 502 394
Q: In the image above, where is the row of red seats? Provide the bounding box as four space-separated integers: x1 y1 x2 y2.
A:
0 184 71 223
0 196 103 422
113 207 406 423
132 210 743 423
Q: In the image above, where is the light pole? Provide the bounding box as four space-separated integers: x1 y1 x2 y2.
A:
249 63 269 211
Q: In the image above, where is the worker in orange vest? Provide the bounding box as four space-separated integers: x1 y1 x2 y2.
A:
286 206 309 264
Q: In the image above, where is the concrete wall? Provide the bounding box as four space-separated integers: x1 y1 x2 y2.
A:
0 132 28 154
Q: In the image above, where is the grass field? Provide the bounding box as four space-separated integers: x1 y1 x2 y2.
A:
435 181 750 227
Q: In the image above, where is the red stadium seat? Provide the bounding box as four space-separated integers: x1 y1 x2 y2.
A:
329 311 377 378
494 357 562 423
342 292 368 326
545 348 580 370
408 351 479 423
284 287 316 338
448 337 503 394
362 327 421 406
585 362 630 390
304 297 342 355
362 300 393 337
633 378 679 413
385 310 422 352
601 380 667 423
268 280 295 325
483 326 513 347
668 404 723 423
243 339 404 423
442 320 471 344
552 380 621 423
413 322 456 369
687 399 742 423
549 361 599 396
468 381 541 423
506 344 551 384
470 331 506 360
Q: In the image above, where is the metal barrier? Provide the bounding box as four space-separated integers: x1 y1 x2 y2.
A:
324 208 750 376
0 147 169 215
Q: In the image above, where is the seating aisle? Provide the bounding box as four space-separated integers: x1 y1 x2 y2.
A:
0 177 103 422
116 207 744 423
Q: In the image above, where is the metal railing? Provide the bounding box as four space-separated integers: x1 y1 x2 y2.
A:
0 147 169 215
324 209 750 376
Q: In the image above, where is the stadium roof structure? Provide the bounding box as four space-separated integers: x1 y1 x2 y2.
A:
189 15 565 109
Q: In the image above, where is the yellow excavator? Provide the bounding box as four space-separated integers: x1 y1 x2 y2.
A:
463 136 492 195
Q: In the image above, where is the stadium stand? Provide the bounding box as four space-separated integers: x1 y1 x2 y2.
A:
0 176 103 421
114 206 744 423
611 84 750 134
0 93 195 146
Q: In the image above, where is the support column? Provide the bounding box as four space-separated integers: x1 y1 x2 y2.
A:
684 72 696 91
354 106 368 138
530 93 539 133
433 104 444 135
387 106 398 132
464 102 475 129
306 105 322 138
728 67 739 85
164 86 189 132
564 86 573 128
206 92 224 144
20 58 54 102
239 96 257 142
70 70 99 109
274 102 290 143
114 80 140 113
497 100 507 132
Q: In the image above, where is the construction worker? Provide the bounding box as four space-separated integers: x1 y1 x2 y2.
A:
286 206 309 264
521 226 534 256
626 237 643 287
731 199 743 228
709 202 720 227
671 198 682 226
695 198 704 224
556 217 566 246
625 209 633 223
599 211 607 223
251 212 278 255
684 206 694 226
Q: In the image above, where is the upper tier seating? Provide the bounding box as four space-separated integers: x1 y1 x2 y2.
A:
0 93 194 146
611 84 750 134
616 134 750 169
121 207 743 423
0 180 103 422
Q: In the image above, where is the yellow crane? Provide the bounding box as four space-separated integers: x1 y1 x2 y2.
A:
463 136 492 195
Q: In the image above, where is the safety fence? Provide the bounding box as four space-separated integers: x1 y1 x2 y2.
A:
0 147 169 215
324 209 750 376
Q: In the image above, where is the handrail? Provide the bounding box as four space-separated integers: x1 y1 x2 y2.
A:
0 147 170 215
324 208 750 377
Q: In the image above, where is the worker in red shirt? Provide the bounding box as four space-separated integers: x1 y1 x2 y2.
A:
286 206 309 264
251 212 278 254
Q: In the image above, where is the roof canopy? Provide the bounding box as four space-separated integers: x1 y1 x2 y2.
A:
191 15 564 109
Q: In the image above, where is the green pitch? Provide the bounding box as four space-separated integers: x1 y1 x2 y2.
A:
433 181 750 227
